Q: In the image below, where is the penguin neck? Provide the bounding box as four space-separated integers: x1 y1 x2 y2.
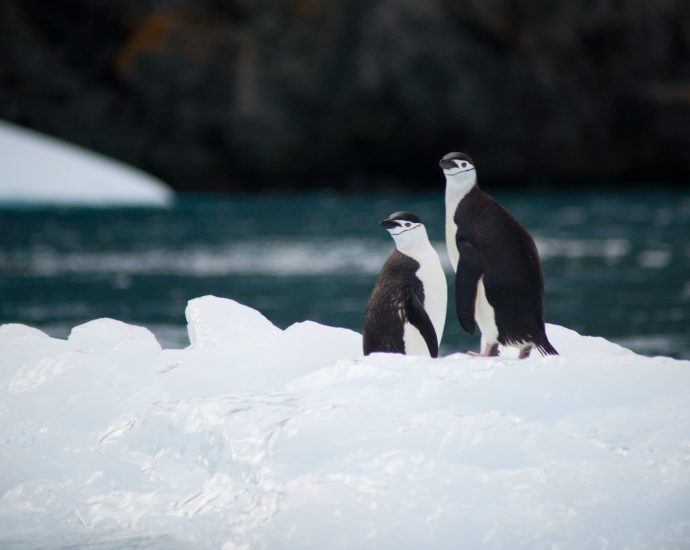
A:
393 227 436 262
444 171 477 211
444 171 477 272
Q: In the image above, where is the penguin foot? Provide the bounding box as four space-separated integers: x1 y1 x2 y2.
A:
468 343 500 357
518 347 533 359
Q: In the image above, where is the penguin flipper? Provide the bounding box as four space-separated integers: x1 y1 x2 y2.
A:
456 238 483 335
406 292 439 358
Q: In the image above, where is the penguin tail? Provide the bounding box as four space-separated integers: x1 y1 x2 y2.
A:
535 338 559 356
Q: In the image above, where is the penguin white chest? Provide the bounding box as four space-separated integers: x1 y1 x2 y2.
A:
475 277 499 346
403 252 448 356
403 322 431 356
445 208 459 272
445 181 474 273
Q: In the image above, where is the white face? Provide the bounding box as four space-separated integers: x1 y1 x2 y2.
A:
441 158 475 177
383 220 430 254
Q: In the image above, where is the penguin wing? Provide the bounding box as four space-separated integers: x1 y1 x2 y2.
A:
455 238 483 334
406 291 439 358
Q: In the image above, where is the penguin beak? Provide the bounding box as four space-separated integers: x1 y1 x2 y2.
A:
439 159 458 170
379 219 399 229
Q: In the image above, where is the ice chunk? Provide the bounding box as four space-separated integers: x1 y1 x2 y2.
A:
0 298 689 549
185 295 281 350
0 324 69 388
0 119 173 207
68 318 163 353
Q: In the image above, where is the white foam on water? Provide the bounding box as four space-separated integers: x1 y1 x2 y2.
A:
2 236 639 279
1 241 390 277
637 248 672 269
535 237 631 261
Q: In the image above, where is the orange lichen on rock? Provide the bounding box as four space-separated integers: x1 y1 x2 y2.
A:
114 13 187 74
649 83 690 106
288 0 325 20
114 12 228 75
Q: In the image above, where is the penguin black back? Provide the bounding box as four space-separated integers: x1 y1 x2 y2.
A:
363 250 425 355
455 186 557 355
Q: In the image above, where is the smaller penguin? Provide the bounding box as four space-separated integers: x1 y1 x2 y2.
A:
363 212 447 357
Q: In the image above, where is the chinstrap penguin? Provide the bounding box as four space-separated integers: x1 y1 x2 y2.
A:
440 152 558 359
363 212 447 357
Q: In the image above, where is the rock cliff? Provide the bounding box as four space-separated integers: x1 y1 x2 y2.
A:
1 0 688 189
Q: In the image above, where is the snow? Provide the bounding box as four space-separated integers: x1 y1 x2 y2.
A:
0 120 173 207
1 296 689 549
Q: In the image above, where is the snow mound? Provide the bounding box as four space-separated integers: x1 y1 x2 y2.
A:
1 296 689 549
0 120 173 207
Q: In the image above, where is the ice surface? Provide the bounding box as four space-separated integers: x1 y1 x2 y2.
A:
0 120 173 207
1 296 689 549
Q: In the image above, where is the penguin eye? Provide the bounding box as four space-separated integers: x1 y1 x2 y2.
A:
404 222 411 227
461 162 467 168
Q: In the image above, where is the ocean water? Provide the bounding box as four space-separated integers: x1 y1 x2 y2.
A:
1 190 688 358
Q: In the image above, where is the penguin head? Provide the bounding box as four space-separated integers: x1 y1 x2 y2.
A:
439 152 477 202
379 211 429 251
439 152 475 176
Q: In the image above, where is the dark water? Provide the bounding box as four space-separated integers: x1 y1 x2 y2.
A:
1 191 688 358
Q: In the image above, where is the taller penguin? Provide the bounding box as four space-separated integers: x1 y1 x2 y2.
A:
440 152 557 359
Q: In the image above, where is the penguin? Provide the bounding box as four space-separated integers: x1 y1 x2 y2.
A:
439 152 558 359
363 211 447 357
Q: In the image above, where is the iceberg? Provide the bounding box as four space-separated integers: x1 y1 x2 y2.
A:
0 120 173 207
0 296 688 549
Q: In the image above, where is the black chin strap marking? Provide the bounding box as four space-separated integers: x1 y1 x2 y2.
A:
390 225 421 236
444 168 476 176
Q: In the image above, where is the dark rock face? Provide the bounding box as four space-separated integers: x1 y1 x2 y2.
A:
1 0 689 190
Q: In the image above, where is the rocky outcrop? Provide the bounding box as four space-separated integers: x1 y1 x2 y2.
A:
1 0 689 190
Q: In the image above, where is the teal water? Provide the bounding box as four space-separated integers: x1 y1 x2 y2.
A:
1 191 688 358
